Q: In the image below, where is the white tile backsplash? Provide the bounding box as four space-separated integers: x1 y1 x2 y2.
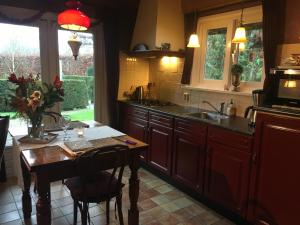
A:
118 54 252 117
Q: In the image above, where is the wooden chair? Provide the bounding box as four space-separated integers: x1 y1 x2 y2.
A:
0 116 10 177
65 144 129 225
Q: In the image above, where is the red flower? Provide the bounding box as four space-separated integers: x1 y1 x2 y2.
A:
54 75 63 90
8 73 18 83
18 76 26 84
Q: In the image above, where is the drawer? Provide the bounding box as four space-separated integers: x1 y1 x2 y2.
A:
127 106 148 121
175 118 207 136
149 112 173 128
208 126 253 153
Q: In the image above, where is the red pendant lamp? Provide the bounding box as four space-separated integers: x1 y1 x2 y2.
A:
58 0 90 31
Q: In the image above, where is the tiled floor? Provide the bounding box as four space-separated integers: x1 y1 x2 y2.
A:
0 168 236 225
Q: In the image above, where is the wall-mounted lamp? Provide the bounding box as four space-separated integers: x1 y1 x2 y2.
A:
58 0 90 31
232 8 247 44
187 11 200 48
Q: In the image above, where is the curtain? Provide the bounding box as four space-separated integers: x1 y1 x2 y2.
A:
262 0 285 100
103 16 120 128
181 13 195 85
93 24 109 124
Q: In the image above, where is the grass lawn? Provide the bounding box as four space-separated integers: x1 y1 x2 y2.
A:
62 108 94 121
0 108 94 122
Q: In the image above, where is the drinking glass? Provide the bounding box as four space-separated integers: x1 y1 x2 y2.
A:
61 115 71 140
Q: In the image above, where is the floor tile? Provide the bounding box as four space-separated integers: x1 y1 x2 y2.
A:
0 204 17 215
0 168 237 225
0 211 20 224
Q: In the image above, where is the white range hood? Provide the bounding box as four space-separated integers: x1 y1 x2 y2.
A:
131 0 185 52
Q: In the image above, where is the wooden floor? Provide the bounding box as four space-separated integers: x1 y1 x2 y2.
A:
0 168 235 225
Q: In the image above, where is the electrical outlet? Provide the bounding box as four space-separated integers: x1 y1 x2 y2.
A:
183 92 190 102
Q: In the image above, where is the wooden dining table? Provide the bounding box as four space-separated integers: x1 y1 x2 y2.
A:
17 127 148 225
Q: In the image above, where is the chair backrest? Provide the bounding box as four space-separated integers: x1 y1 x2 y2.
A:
0 116 9 167
74 144 129 190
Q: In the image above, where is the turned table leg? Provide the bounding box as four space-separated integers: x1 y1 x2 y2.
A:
36 173 51 225
128 153 140 225
21 155 32 219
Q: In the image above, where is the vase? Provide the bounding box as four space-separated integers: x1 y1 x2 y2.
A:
27 117 44 138
232 73 241 91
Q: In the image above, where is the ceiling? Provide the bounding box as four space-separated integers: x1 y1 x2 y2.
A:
0 0 140 18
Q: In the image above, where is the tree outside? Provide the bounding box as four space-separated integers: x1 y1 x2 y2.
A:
204 28 227 80
238 23 264 82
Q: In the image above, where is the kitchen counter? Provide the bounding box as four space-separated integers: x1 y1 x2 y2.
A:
119 100 254 135
254 106 300 118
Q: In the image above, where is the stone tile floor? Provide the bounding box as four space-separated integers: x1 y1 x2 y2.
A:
0 168 236 225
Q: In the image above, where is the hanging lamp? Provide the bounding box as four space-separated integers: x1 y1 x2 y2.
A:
232 8 247 44
68 32 82 60
58 0 90 31
187 11 200 48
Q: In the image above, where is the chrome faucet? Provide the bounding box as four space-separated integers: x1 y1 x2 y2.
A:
202 101 225 115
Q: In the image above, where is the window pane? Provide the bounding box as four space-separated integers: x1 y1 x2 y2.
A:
0 23 41 120
58 30 94 121
204 28 227 80
238 23 263 82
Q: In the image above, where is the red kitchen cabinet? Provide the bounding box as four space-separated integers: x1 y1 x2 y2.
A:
205 127 252 216
148 112 173 175
127 118 148 161
248 112 300 225
172 118 207 193
118 103 148 161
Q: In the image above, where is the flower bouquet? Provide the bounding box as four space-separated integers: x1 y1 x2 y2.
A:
7 73 64 138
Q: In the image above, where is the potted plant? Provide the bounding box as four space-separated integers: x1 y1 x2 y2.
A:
7 73 64 138
231 64 243 91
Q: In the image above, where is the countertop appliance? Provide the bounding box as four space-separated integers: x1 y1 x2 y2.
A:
133 86 144 100
245 89 265 126
268 68 300 108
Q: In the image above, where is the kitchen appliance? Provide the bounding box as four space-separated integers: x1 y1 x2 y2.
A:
267 68 300 108
134 86 144 100
244 89 265 126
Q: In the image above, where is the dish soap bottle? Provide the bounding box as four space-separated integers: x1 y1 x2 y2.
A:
226 99 236 116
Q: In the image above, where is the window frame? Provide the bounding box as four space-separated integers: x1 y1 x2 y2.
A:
190 6 264 93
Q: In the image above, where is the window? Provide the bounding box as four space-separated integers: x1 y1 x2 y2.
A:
238 23 263 82
0 23 41 120
191 6 263 93
58 30 95 121
204 28 227 80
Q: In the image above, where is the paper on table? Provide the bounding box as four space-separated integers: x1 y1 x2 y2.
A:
83 126 125 140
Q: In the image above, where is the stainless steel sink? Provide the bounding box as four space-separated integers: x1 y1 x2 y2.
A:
187 111 229 121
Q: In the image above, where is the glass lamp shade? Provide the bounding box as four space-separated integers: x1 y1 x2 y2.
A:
239 43 246 51
232 26 247 43
58 9 90 31
68 34 82 60
187 34 200 48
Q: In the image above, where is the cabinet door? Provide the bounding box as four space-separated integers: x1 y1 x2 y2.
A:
148 123 173 175
127 118 148 161
205 141 251 216
248 112 300 225
172 130 206 193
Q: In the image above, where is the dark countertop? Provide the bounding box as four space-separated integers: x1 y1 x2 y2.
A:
119 100 255 136
254 106 300 118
